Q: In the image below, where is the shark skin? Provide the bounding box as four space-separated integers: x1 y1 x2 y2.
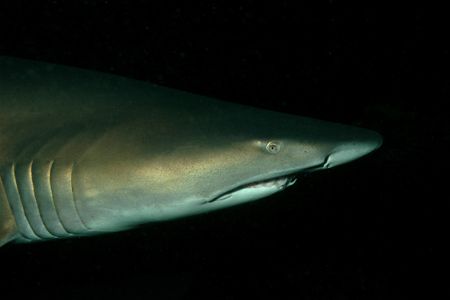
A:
0 57 382 247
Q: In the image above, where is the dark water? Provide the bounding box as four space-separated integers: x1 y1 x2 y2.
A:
0 2 446 299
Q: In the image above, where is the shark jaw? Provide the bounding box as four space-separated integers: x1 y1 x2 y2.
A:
204 175 298 204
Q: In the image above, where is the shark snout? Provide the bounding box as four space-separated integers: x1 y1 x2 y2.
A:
324 129 382 168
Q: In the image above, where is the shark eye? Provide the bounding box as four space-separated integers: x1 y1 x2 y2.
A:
266 141 281 154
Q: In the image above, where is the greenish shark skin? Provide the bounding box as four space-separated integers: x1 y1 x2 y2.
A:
0 57 382 247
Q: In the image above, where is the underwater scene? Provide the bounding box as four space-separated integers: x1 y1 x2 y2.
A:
0 2 445 299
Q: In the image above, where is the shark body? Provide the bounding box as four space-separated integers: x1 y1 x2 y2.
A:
0 57 381 247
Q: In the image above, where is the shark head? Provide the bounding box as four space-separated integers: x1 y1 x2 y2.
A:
73 99 382 231
200 124 382 208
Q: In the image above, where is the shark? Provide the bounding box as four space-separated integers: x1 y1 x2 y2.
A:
0 56 382 247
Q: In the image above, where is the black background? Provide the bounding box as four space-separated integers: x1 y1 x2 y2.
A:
0 1 447 299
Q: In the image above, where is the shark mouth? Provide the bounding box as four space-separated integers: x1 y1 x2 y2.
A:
205 175 297 204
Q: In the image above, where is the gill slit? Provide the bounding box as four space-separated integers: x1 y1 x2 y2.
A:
48 160 71 234
0 174 25 241
12 163 42 239
69 162 90 230
29 160 58 238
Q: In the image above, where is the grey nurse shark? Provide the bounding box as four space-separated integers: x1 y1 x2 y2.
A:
0 56 382 247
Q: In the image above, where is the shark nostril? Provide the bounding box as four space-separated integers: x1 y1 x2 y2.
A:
323 153 332 168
